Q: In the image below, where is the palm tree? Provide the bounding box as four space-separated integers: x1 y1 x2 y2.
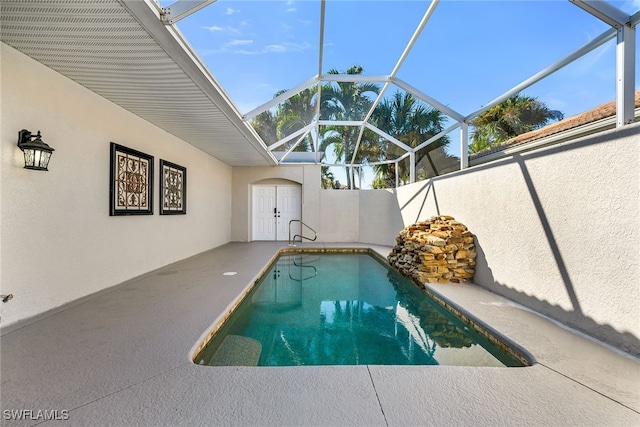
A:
319 65 380 189
321 166 335 189
277 87 318 152
251 109 279 146
251 87 318 152
469 94 564 154
371 91 453 187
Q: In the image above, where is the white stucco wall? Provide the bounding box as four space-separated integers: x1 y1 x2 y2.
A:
394 124 640 355
1 43 232 328
358 189 404 246
318 190 360 242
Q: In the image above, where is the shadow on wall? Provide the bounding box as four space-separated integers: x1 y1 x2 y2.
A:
398 125 640 356
474 234 640 356
398 179 441 224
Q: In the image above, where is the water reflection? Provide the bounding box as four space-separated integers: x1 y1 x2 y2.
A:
388 270 475 350
195 253 521 367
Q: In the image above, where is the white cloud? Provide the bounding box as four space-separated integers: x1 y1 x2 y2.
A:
226 7 238 15
202 25 241 35
619 0 640 13
266 42 312 53
232 41 312 55
265 44 287 53
285 1 296 13
279 22 294 32
198 39 253 55
227 39 253 46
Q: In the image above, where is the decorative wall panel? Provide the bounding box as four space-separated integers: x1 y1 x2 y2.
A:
110 142 153 216
160 159 187 215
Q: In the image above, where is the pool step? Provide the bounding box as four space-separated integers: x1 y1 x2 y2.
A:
210 335 262 366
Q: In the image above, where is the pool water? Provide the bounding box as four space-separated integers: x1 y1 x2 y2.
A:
194 252 526 367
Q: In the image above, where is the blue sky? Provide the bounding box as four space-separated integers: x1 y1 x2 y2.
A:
161 0 639 186
168 0 638 113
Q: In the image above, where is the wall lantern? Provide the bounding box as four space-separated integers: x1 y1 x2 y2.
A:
17 129 54 171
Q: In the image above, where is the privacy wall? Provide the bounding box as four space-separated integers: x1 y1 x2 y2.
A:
0 44 232 329
386 124 640 355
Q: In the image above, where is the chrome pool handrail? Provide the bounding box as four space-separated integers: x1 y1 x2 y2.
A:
288 219 317 246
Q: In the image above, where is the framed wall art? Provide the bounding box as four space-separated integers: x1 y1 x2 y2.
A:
109 142 154 216
159 159 187 215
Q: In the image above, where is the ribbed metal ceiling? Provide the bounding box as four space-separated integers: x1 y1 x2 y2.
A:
0 0 276 166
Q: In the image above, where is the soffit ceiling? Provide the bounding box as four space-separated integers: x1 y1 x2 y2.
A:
0 0 277 166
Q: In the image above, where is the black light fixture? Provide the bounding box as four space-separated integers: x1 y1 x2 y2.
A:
17 129 55 171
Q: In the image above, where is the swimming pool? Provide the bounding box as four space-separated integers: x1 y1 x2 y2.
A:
194 251 529 367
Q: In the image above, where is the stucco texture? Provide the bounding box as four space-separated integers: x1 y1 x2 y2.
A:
395 124 640 355
0 43 232 328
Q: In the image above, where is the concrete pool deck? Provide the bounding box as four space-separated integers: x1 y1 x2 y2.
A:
1 242 638 426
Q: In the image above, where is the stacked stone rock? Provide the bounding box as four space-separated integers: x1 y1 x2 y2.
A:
388 215 477 284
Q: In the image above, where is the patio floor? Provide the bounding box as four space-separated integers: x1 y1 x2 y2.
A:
1 242 638 426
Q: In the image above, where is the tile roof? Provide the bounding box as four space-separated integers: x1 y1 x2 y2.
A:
470 90 640 160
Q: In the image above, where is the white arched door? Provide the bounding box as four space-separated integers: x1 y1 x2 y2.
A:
252 185 301 241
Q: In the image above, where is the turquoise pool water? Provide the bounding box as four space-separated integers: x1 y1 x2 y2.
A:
195 252 525 367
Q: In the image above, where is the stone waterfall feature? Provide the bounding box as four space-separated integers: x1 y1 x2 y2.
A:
388 216 477 284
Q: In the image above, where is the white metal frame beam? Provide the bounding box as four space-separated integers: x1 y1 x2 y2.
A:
278 130 311 163
242 0 450 177
348 0 440 180
616 24 636 126
414 123 461 153
460 123 469 169
267 123 315 151
570 0 629 28
363 123 413 153
318 120 363 127
315 0 326 164
394 78 465 123
464 27 616 122
349 126 368 165
243 76 319 120
350 81 392 166
570 1 636 127
160 0 218 25
151 0 639 186
390 0 440 77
